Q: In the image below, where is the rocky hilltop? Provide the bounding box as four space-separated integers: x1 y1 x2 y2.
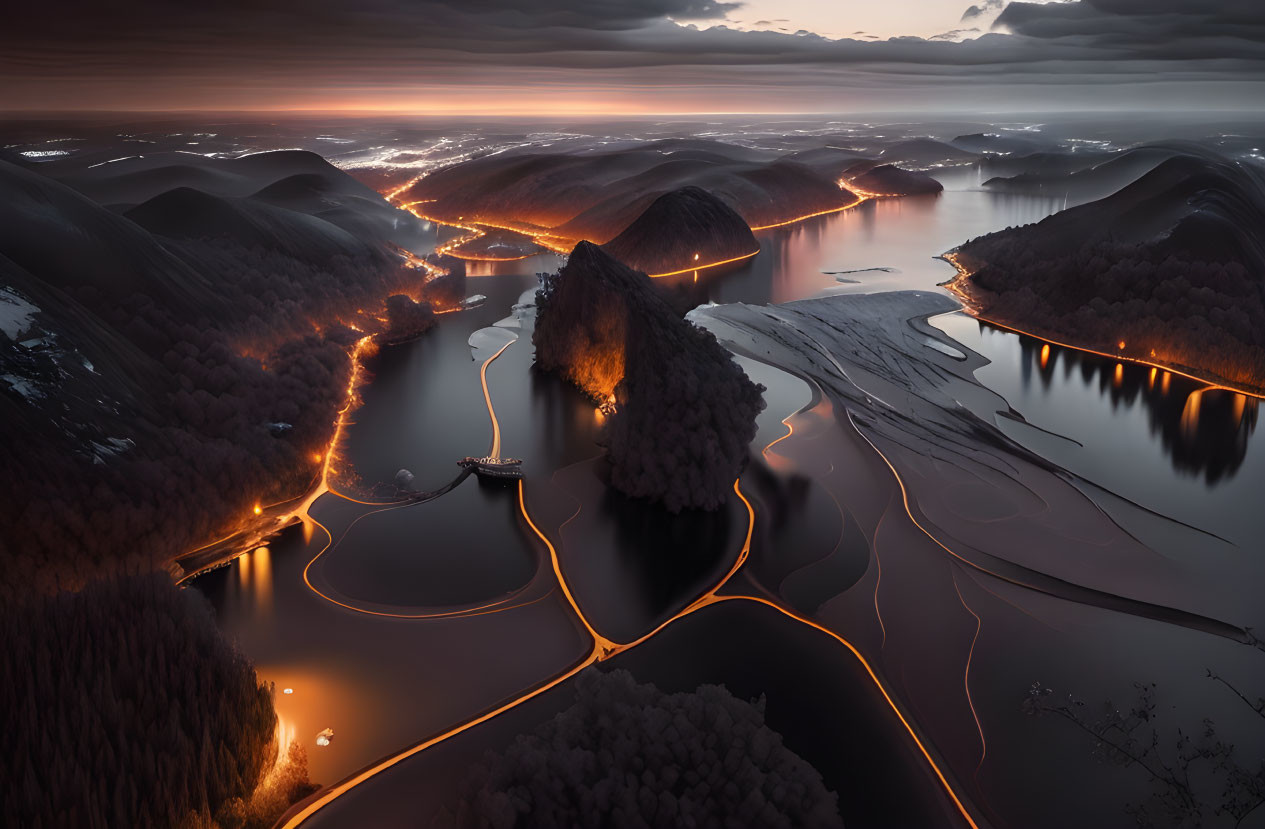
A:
600 186 759 275
534 242 764 511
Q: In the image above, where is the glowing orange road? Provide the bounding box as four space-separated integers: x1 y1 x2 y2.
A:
481 339 515 459
272 313 983 829
276 478 751 829
180 319 504 587
280 461 981 829
276 652 599 829
598 478 755 655
296 331 528 619
398 204 571 262
385 176 430 203
178 486 309 560
646 249 759 278
749 197 866 231
298 501 553 621
762 412 795 458
837 182 890 201
394 187 868 271
942 256 1265 400
517 480 616 654
951 571 987 775
173 336 379 582
519 450 980 829
713 595 982 829
872 496 891 649
849 409 1049 594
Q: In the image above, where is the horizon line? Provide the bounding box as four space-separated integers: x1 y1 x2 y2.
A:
4 106 1265 119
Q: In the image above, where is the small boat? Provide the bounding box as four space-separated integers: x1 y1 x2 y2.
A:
457 456 524 479
315 728 334 747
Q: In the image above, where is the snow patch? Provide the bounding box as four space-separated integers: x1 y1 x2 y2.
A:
2 374 42 400
90 437 135 465
0 287 39 340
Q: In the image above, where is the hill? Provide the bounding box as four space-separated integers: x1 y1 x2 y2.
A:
600 186 759 275
844 162 943 196
953 152 1265 392
534 242 764 511
980 145 1193 202
0 151 434 596
403 140 857 244
125 186 378 263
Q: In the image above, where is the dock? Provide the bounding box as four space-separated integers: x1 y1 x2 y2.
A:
458 456 524 479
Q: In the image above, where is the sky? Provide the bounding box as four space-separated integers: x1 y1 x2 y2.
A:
701 0 1008 40
1 0 1262 114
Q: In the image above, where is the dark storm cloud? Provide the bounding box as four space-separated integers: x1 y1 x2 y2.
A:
1 0 1262 108
997 0 1265 41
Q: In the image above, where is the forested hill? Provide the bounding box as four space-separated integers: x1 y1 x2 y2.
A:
0 151 431 597
0 575 300 828
955 151 1265 392
534 241 764 511
600 186 759 275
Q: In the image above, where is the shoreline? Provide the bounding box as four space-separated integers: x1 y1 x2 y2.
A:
939 252 1265 400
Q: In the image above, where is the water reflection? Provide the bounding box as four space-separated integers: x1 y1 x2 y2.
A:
232 545 273 617
551 458 743 644
1009 327 1259 482
599 480 733 608
646 170 1069 308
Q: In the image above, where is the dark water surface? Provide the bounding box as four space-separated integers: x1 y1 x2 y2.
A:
194 166 1264 826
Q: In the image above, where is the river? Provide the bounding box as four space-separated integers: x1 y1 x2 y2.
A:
194 165 1265 828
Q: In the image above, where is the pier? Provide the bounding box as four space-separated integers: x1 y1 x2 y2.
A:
457 456 524 479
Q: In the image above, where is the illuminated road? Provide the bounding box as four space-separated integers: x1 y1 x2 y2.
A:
176 239 987 829
200 192 998 827
481 338 513 458
168 168 1257 829
295 331 528 621
943 252 1265 400
392 188 870 276
274 342 986 829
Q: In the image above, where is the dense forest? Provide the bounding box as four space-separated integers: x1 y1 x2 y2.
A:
0 152 427 828
446 669 842 828
956 153 1265 391
535 242 764 511
600 186 759 275
0 154 440 597
0 574 312 828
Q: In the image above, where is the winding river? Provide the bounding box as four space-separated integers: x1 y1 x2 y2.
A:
194 165 1265 829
